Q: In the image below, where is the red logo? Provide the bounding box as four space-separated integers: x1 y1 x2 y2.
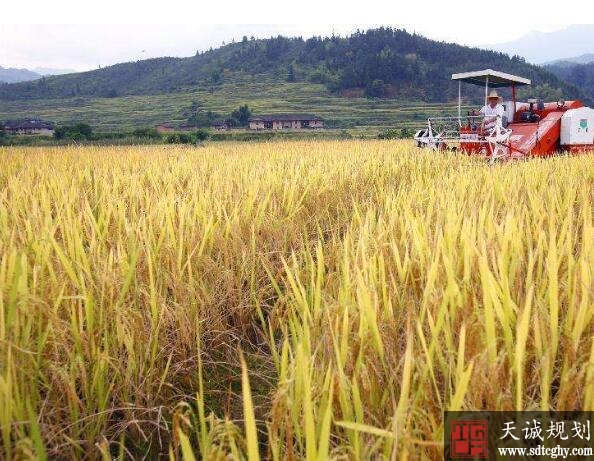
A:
450 420 488 458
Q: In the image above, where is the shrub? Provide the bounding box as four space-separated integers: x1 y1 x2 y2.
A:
132 128 162 140
165 133 194 144
194 129 210 141
378 128 415 139
54 123 93 141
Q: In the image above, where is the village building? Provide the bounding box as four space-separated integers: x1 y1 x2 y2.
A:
210 121 230 131
4 119 55 136
248 114 324 130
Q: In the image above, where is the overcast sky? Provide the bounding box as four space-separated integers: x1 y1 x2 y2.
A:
0 0 583 71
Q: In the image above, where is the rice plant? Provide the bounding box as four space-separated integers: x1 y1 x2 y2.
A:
1 141 593 459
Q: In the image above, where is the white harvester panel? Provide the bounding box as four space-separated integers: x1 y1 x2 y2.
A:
561 107 594 146
502 101 528 124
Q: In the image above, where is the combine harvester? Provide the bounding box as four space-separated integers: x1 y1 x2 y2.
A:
414 69 594 161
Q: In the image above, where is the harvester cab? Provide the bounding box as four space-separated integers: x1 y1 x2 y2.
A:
413 69 594 160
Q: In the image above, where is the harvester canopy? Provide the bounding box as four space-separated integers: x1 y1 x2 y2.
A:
449 69 532 130
451 69 531 88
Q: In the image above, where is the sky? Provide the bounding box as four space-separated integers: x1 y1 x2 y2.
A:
0 0 586 71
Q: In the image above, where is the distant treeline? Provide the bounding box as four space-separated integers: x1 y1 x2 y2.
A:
0 124 390 146
0 28 586 103
0 122 209 146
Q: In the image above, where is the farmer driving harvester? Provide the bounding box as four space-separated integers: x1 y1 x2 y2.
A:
479 90 504 133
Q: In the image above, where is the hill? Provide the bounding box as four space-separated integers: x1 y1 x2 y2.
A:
0 28 588 132
0 66 41 83
487 25 594 64
0 28 582 102
545 53 594 67
0 74 463 132
32 67 76 76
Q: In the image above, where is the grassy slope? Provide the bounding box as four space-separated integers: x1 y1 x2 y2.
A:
0 73 471 132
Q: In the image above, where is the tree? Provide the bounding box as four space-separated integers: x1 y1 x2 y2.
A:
184 101 219 127
74 123 93 139
367 79 387 98
287 63 296 82
0 122 6 144
211 69 222 84
54 123 93 141
194 129 210 141
229 104 252 127
377 127 414 139
165 133 192 144
132 128 162 140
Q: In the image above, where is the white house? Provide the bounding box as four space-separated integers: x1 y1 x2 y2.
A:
248 114 324 130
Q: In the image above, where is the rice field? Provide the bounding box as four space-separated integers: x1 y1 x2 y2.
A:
1 141 594 460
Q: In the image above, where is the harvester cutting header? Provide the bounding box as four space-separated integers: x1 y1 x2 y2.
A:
414 69 594 161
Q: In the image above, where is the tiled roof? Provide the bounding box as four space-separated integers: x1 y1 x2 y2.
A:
248 114 323 122
4 119 54 130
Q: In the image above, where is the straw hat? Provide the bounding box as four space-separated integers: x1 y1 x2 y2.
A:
487 90 501 100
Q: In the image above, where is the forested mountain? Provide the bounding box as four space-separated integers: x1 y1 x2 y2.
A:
0 28 586 103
